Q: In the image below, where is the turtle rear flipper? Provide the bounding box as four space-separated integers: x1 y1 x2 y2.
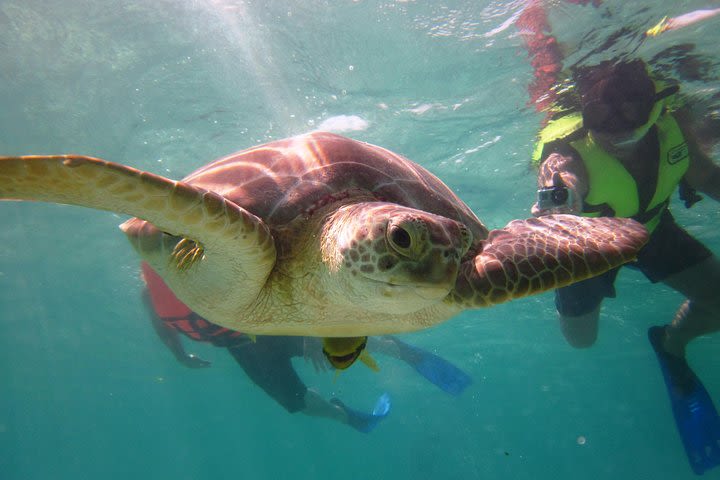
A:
0 155 276 327
455 214 648 307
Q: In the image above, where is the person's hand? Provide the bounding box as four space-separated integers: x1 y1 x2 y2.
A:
303 337 330 372
533 156 586 217
531 201 576 217
180 353 211 369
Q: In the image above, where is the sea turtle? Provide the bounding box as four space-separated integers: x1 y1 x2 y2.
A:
0 132 647 368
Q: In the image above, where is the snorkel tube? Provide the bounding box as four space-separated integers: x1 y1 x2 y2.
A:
646 8 720 37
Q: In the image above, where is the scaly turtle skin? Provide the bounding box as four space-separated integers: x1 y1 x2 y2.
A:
0 132 648 368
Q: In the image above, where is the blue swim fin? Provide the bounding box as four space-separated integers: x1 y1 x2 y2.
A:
649 326 720 475
331 393 391 433
394 339 472 396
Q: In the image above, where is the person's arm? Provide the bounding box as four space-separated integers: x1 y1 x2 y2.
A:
531 149 589 216
142 290 211 369
676 109 720 202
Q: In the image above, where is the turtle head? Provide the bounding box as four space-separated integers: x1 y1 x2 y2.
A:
320 202 472 314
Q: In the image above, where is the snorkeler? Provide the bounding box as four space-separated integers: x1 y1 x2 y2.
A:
141 262 471 433
530 59 720 475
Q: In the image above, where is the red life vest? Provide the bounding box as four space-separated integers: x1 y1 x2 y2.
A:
141 262 244 345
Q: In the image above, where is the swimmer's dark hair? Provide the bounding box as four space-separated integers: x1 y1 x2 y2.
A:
576 59 656 133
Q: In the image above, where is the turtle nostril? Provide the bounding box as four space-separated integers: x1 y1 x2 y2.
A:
443 249 458 260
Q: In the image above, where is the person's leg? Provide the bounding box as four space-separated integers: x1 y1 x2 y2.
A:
228 336 382 431
296 344 390 431
366 336 402 358
558 306 601 348
657 255 720 357
634 212 718 357
647 255 720 475
554 268 620 348
302 389 348 422
227 336 310 415
640 216 720 474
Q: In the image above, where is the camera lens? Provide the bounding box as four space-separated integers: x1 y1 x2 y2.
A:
551 188 568 204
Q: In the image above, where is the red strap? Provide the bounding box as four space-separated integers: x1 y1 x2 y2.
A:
168 318 203 339
141 262 192 318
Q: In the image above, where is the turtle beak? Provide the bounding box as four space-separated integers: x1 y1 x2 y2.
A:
322 337 368 370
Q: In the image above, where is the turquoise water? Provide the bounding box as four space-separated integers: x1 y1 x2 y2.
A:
1 1 720 478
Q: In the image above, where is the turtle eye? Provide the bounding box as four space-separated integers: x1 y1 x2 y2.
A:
387 223 413 256
390 225 411 248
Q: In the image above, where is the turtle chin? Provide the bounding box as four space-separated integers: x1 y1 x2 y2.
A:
362 278 452 313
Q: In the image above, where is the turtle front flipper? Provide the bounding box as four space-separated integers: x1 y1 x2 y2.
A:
453 214 648 307
0 155 276 329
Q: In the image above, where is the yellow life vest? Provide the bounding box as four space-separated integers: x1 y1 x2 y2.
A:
570 113 689 232
534 112 689 232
